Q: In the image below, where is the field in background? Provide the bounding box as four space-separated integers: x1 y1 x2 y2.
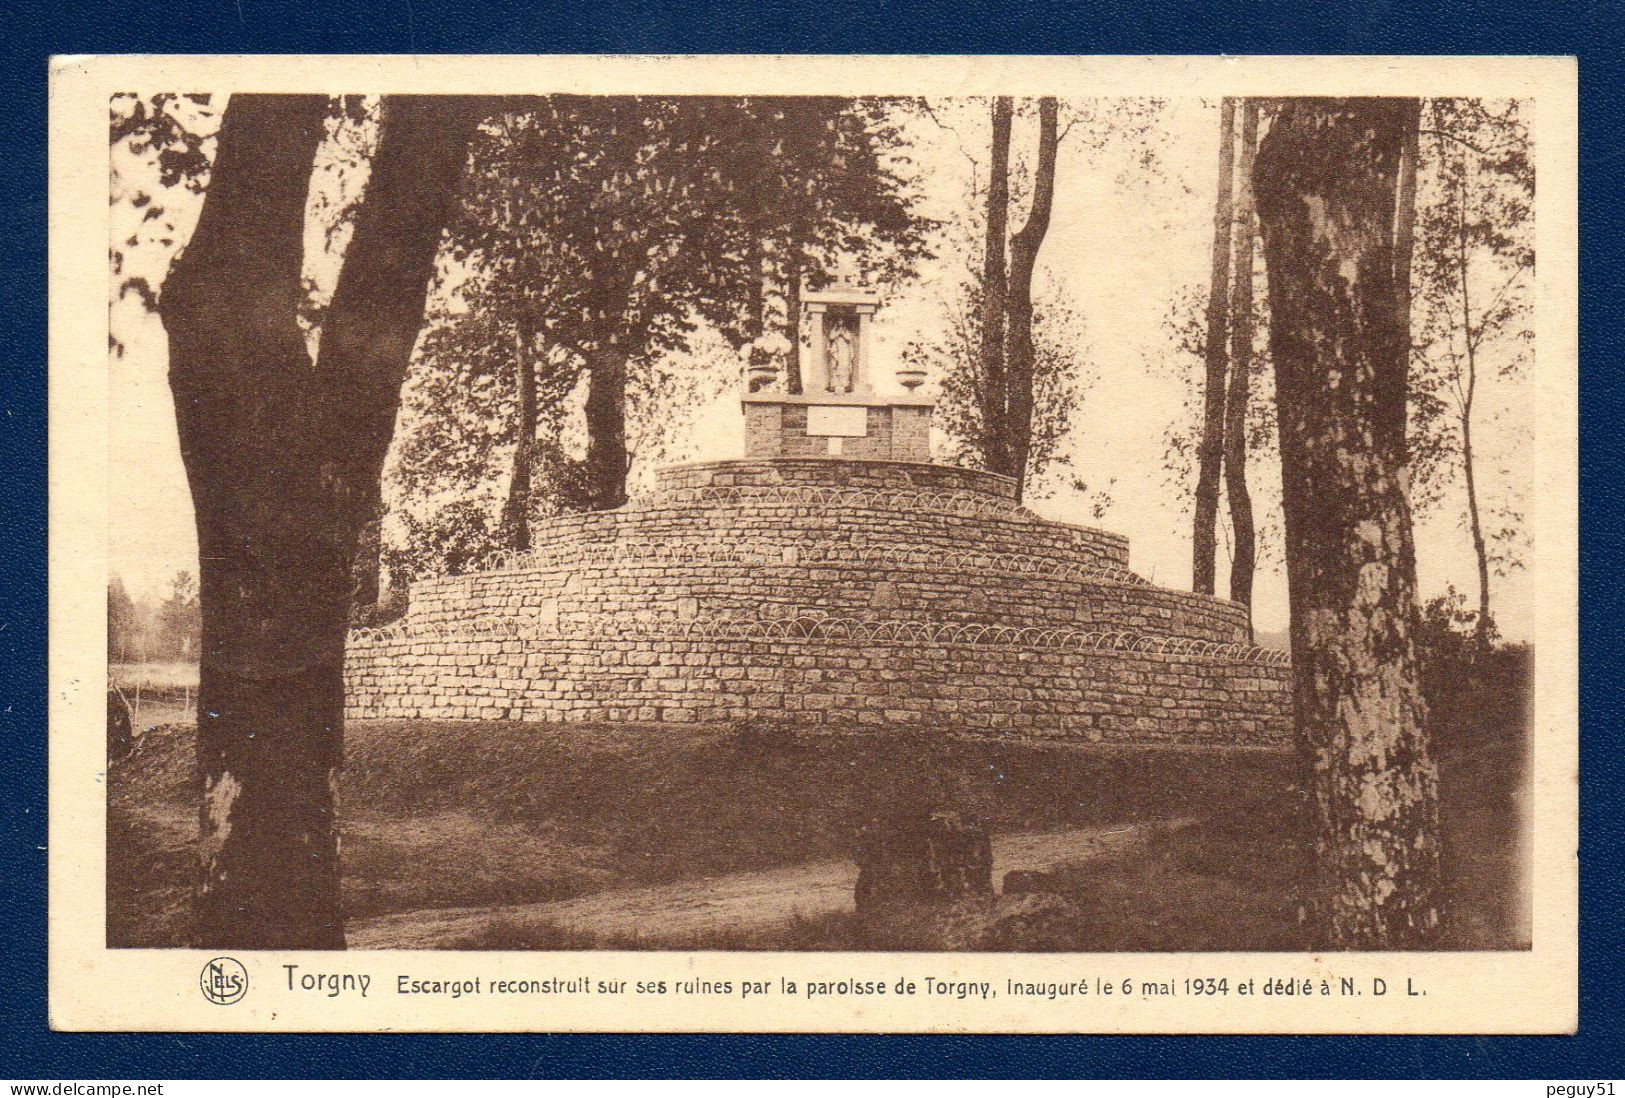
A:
109 661 199 692
108 661 199 731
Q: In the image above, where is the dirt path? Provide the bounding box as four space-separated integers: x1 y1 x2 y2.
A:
349 818 1195 950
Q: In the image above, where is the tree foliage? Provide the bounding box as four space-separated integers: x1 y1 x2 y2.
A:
909 243 1108 510
157 570 201 660
1409 98 1534 633
107 574 140 662
913 96 1164 510
1159 97 1533 629
386 95 933 580
108 93 219 354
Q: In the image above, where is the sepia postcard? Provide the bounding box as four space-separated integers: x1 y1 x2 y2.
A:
48 54 1577 1033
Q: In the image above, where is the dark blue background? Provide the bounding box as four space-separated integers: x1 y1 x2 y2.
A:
4 0 1620 1078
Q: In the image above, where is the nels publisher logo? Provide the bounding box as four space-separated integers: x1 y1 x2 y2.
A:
200 956 248 1005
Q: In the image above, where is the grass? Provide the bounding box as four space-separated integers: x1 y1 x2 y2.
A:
109 721 1299 947
108 713 1529 952
442 910 865 952
446 726 1527 953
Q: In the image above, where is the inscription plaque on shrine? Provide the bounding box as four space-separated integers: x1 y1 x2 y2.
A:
806 405 868 437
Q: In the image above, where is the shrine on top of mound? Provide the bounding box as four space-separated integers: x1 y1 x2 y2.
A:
346 272 1292 745
742 277 933 463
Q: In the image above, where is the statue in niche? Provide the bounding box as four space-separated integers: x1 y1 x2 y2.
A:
825 314 858 394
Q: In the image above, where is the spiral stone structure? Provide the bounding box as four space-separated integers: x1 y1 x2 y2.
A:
345 458 1293 745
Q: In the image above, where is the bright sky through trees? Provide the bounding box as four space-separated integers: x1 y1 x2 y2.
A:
108 96 1536 640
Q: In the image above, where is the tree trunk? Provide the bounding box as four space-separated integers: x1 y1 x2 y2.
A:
1004 97 1059 502
746 234 766 360
501 318 539 551
1454 163 1493 641
1253 97 1441 948
163 94 479 949
585 344 630 509
1389 100 1421 464
349 502 384 616
1223 100 1259 624
978 97 1014 476
1193 98 1237 596
785 257 804 395
1462 407 1492 636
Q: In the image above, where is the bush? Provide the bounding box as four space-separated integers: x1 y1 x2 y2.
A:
1415 587 1530 749
382 499 508 586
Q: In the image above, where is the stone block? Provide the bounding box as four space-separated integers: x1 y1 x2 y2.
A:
854 811 994 914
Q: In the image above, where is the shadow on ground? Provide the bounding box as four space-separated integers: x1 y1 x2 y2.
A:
108 711 1528 952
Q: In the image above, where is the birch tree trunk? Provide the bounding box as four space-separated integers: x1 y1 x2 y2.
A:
1253 97 1441 948
1193 98 1237 596
1223 99 1259 622
163 94 479 948
1463 400 1492 636
1453 161 1493 640
1005 97 1058 502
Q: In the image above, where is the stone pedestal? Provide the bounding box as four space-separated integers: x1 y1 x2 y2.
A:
742 391 935 463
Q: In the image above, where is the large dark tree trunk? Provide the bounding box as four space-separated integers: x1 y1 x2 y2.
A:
1193 98 1237 596
584 344 630 509
1254 97 1441 948
1223 99 1260 623
501 317 539 550
978 97 1013 476
1004 97 1058 502
163 94 479 949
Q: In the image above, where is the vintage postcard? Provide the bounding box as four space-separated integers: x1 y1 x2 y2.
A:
48 54 1577 1033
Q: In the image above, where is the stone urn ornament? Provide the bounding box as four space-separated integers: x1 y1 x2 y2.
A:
745 358 780 393
895 363 928 392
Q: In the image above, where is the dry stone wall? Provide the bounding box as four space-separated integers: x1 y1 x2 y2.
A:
405 556 1251 642
347 459 1291 745
466 493 1133 572
346 626 1291 744
656 457 1021 497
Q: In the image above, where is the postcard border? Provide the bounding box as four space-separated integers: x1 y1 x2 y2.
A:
9 3 1623 1083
